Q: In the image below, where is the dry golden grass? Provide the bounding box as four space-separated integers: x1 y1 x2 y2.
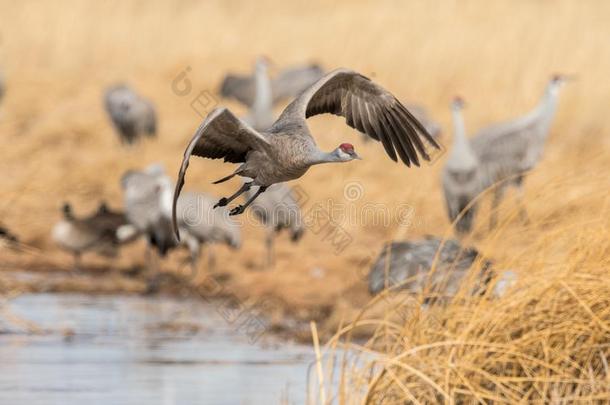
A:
1 1 609 402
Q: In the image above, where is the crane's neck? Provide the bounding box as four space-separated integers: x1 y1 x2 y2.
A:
532 83 561 138
447 107 478 170
253 63 273 115
308 149 344 165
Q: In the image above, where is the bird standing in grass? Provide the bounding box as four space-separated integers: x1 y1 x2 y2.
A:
442 97 482 234
173 68 439 238
52 202 131 270
470 75 571 229
220 57 325 131
122 164 240 276
104 84 157 145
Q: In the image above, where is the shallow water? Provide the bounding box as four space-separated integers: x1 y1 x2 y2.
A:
0 293 314 405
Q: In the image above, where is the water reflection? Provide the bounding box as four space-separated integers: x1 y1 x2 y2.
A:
0 294 313 404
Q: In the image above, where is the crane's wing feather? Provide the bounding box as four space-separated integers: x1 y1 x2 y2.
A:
271 64 325 103
172 108 270 238
219 74 255 106
282 69 439 167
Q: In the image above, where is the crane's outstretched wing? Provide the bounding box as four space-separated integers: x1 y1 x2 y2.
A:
219 74 255 106
271 64 325 103
281 69 440 167
172 108 270 239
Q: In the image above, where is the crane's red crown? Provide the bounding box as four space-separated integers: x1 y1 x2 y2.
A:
339 143 355 153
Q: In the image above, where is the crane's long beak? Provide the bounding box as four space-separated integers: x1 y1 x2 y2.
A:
353 152 363 160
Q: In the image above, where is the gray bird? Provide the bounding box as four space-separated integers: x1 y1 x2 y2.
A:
442 97 483 234
122 164 240 274
470 75 571 228
52 201 130 270
104 84 157 145
121 164 177 257
220 57 325 131
368 236 492 300
173 68 439 237
246 183 304 268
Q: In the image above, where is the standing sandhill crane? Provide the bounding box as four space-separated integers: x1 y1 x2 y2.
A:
368 236 492 299
220 57 325 131
52 201 130 270
121 164 177 258
246 183 304 268
173 68 440 237
470 75 571 228
442 97 482 234
104 84 157 145
122 164 240 274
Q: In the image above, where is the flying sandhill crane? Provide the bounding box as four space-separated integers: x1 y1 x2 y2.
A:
220 57 325 131
470 74 571 228
246 183 305 268
442 97 482 234
104 84 157 145
52 201 131 270
368 236 492 300
173 68 440 237
122 164 240 274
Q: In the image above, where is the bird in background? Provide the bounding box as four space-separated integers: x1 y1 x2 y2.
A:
52 201 132 271
121 164 240 277
104 84 157 145
367 236 492 299
246 183 305 268
173 68 440 239
442 97 483 234
220 56 325 131
470 74 572 229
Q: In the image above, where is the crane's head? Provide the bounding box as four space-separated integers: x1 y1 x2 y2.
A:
333 143 362 162
255 55 274 72
549 73 576 94
61 202 73 219
451 96 466 110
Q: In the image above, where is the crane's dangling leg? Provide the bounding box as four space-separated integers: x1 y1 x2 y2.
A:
214 182 253 209
229 186 268 216
489 186 505 230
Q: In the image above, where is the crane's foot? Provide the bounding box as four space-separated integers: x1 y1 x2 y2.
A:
229 205 246 216
214 197 229 209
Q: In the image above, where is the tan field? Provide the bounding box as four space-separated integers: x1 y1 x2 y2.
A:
1 0 609 402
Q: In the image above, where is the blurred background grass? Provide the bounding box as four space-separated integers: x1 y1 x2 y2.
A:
0 3 609 394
